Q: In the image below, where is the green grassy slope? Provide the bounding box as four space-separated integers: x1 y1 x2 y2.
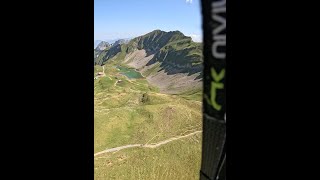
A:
94 30 203 75
94 59 202 179
94 133 201 180
94 30 203 179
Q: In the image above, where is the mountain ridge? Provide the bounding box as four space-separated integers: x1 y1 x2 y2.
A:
94 30 203 94
95 41 110 51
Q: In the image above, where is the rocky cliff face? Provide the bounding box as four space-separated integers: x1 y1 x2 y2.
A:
95 41 110 51
94 30 203 94
95 44 122 65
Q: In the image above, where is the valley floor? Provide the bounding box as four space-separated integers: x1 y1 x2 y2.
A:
94 61 202 180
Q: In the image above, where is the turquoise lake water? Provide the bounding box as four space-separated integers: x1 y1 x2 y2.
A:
117 66 143 79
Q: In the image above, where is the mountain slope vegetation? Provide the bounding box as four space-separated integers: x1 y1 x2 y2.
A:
94 30 203 180
94 30 203 94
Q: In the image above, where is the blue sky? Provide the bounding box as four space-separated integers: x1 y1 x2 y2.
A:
94 0 202 42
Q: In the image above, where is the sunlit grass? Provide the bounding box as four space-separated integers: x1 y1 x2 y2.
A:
94 62 202 180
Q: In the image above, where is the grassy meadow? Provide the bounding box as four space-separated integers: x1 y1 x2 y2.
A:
94 59 202 180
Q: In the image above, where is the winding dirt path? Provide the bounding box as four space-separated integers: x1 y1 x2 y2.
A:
94 130 202 157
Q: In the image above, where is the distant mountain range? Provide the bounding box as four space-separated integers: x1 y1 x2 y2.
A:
95 41 110 51
94 40 102 49
94 38 131 49
94 30 203 94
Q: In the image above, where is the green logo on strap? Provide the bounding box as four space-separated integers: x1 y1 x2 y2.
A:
205 67 225 111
